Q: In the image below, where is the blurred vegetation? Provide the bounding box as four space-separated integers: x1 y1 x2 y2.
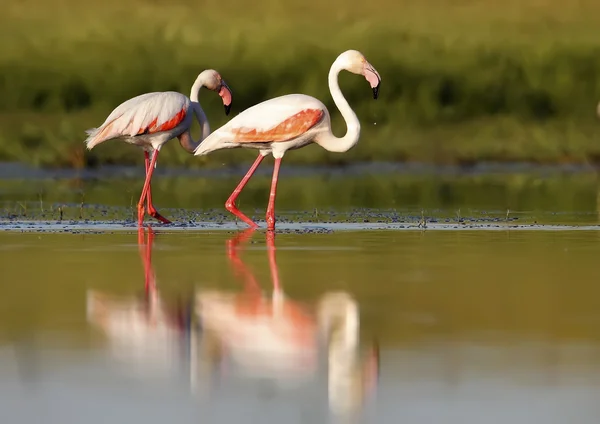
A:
2 171 600 223
2 0 600 168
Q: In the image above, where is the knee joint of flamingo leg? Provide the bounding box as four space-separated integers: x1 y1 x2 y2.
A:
225 201 236 211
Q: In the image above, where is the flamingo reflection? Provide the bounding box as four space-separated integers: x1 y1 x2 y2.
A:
196 228 379 418
86 227 193 381
85 227 378 418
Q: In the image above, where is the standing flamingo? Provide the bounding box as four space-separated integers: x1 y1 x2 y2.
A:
193 50 381 230
85 70 233 226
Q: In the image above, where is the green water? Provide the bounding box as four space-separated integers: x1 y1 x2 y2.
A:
1 169 600 422
1 226 600 423
2 169 600 226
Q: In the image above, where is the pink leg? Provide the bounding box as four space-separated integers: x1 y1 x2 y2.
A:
137 150 160 226
226 227 257 260
137 227 156 292
226 228 261 293
144 228 157 292
144 151 172 225
266 231 280 291
225 154 264 228
265 158 282 231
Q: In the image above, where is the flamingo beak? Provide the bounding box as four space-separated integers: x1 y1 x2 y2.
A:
219 81 233 116
372 82 380 100
364 64 381 100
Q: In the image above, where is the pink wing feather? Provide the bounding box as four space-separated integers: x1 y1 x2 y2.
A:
194 94 326 156
85 92 190 149
231 108 324 143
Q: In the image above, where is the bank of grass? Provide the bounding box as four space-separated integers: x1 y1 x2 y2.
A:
2 0 600 168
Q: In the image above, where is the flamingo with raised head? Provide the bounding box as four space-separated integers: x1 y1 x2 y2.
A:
193 50 381 230
85 70 233 226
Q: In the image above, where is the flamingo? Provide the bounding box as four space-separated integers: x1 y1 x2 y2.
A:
84 70 233 227
193 50 381 230
195 228 379 413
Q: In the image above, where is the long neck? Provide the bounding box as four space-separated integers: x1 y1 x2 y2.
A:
319 295 360 417
315 64 361 153
178 77 211 153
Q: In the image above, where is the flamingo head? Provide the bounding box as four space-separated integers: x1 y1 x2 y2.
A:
337 50 381 100
200 69 233 115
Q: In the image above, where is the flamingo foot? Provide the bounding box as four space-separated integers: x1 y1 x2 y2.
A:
225 201 259 229
147 206 172 224
226 227 257 259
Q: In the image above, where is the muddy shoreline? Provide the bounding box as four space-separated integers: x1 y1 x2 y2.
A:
1 220 599 233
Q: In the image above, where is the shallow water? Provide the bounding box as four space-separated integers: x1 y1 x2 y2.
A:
1 226 600 423
1 167 600 423
2 165 600 228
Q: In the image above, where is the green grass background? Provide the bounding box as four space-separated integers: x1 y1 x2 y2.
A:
2 0 600 168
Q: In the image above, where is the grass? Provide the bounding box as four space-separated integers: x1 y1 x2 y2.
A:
2 0 600 168
2 171 600 223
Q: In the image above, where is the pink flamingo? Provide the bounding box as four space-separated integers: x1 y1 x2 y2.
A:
193 50 381 230
85 70 233 226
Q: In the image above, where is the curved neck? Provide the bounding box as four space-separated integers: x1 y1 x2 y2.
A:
178 77 211 153
315 63 361 153
319 295 359 349
320 295 360 416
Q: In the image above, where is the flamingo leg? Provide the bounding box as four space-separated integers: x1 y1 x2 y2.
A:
143 151 172 225
266 230 281 292
226 228 261 293
225 154 264 228
144 227 157 292
137 227 157 293
265 158 282 231
137 150 160 226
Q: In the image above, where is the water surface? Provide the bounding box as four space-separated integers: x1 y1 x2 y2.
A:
2 166 600 227
1 227 600 423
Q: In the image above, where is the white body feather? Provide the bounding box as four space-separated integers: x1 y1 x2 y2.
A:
193 94 329 158
85 92 192 152
86 290 190 379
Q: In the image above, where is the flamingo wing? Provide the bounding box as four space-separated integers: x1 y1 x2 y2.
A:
194 94 326 156
226 94 325 143
85 92 190 149
231 110 324 143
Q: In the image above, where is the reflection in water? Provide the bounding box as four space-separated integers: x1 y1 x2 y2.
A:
4 229 600 422
86 228 378 421
197 229 379 420
86 228 193 381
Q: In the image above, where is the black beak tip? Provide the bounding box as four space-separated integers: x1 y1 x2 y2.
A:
224 104 232 116
372 84 380 100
